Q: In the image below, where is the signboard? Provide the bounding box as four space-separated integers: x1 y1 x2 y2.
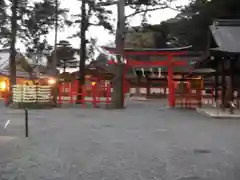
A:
12 85 52 103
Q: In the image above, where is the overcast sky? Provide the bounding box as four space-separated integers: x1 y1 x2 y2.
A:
44 0 190 49
16 0 190 71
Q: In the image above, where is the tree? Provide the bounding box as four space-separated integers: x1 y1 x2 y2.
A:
65 0 114 102
160 0 240 50
52 40 76 72
0 0 10 47
125 23 170 48
0 0 68 73
0 0 68 103
128 0 240 50
64 0 179 107
9 0 23 103
20 0 68 67
97 0 178 108
1 0 33 103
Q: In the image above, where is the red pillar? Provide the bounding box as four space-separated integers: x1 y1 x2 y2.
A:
167 55 175 107
122 65 127 107
70 82 73 104
106 84 111 104
92 83 97 108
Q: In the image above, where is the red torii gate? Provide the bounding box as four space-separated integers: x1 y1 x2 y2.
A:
103 47 189 107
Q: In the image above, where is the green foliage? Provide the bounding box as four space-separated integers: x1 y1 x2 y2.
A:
66 1 114 35
133 0 240 50
21 0 68 55
0 0 68 52
125 21 173 48
163 0 240 49
65 1 114 66
47 40 76 70
126 0 173 5
0 0 9 46
55 40 76 68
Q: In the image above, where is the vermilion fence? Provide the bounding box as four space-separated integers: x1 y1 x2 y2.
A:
3 79 230 109
57 80 112 108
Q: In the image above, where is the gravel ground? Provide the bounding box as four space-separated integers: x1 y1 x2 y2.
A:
0 100 240 180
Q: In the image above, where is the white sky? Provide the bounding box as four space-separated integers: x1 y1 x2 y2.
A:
44 0 190 49
13 0 190 72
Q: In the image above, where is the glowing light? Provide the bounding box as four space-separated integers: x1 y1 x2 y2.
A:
48 78 56 85
0 81 6 90
92 82 96 86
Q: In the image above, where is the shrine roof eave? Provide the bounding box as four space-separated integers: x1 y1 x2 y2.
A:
102 45 192 54
193 55 213 69
194 49 240 70
0 73 37 79
210 48 240 55
188 68 215 77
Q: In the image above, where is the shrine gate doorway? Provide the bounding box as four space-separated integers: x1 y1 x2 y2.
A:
125 51 186 107
104 47 191 108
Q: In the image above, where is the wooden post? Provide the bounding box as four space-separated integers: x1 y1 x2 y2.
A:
214 70 219 105
25 108 28 138
92 84 97 108
198 78 203 107
221 61 226 110
81 86 86 108
58 84 62 105
136 71 141 96
237 89 240 108
146 78 150 98
168 55 175 107
106 84 111 105
69 81 73 104
229 59 235 114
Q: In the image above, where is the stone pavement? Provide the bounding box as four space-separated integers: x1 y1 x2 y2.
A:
0 100 240 179
196 107 240 119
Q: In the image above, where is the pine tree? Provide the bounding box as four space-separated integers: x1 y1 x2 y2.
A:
65 0 114 102
0 0 68 103
98 0 175 108
20 0 68 66
0 0 9 46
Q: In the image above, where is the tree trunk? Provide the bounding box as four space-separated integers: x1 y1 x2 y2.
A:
63 62 66 73
52 0 58 106
111 64 124 108
19 55 36 84
9 0 17 104
53 0 58 76
77 0 87 103
111 0 125 109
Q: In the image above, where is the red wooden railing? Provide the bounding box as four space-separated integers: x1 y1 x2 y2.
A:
57 80 112 108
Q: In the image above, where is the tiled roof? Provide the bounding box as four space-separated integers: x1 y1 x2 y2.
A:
0 49 50 78
210 19 240 53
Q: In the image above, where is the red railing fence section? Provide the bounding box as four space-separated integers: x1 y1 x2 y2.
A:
57 80 112 108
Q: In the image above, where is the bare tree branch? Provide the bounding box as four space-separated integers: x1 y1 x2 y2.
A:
88 22 100 26
126 7 164 18
96 0 118 6
126 4 180 18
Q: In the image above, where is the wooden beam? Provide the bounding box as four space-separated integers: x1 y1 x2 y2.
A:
126 59 187 67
